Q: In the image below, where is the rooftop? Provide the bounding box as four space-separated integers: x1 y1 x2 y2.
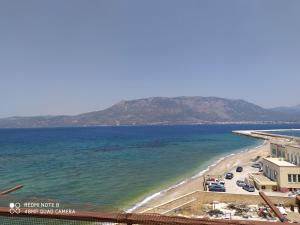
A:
250 173 277 186
263 157 297 167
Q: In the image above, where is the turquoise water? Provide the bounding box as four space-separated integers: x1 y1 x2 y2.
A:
1 124 300 211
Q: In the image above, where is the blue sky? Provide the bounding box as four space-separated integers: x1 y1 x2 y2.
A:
1 0 300 118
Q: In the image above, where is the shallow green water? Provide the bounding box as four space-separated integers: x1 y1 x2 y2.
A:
1 124 298 211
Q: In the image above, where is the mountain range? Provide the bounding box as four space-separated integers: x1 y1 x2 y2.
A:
1 96 300 128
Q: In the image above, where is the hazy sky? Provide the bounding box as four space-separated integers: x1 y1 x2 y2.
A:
1 0 300 118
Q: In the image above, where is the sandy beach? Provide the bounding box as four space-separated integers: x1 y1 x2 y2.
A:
131 141 270 213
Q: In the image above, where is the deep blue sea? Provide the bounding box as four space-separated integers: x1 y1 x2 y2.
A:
1 124 300 211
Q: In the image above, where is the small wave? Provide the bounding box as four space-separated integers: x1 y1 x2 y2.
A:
126 192 161 212
126 154 231 212
127 141 266 212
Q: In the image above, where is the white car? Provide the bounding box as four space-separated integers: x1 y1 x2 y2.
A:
208 182 219 187
208 181 225 187
219 180 225 185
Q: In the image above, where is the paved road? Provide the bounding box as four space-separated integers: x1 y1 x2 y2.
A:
222 165 289 197
223 165 259 195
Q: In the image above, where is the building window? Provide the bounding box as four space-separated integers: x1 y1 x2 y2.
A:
262 186 265 189
288 174 292 182
298 175 300 182
293 174 297 182
272 148 276 156
282 151 286 158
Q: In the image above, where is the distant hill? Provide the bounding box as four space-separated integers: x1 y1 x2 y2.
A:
0 96 299 128
269 104 300 121
270 104 300 114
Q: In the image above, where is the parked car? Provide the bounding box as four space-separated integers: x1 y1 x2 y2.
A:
288 190 300 196
208 182 220 187
243 184 255 192
236 166 243 172
219 180 225 185
225 172 234 179
252 163 261 168
209 184 226 192
236 180 246 187
206 178 219 185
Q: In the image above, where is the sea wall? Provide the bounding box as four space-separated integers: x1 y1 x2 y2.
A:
194 191 295 205
138 191 200 214
141 191 296 215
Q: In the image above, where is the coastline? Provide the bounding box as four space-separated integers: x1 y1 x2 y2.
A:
128 140 269 213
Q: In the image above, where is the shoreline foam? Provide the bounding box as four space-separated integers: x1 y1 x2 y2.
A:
127 140 266 213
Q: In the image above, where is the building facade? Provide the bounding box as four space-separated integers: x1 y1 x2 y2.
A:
261 141 300 192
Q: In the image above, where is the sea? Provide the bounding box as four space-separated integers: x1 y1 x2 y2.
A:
1 124 300 213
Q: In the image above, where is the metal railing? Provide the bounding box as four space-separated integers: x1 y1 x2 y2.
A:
0 207 286 225
0 185 289 225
